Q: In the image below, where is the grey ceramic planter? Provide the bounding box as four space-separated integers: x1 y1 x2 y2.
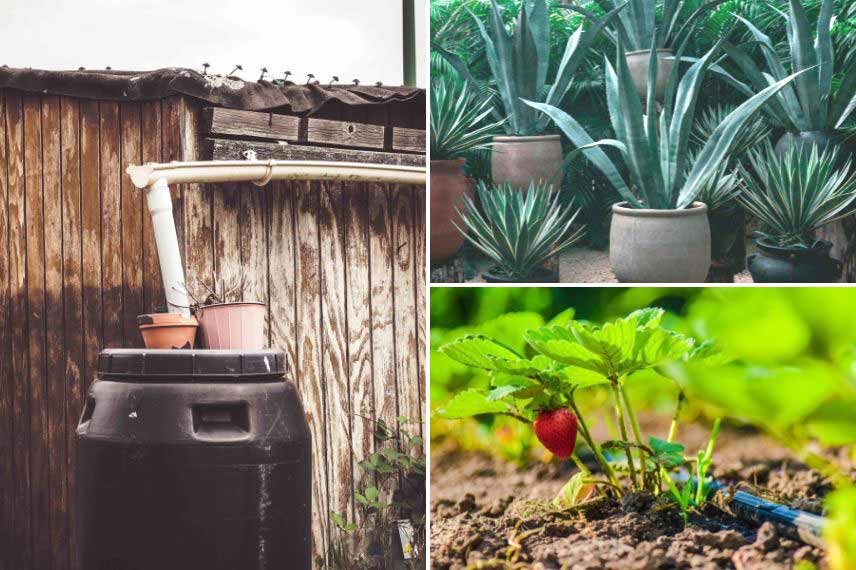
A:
610 201 711 283
490 135 563 190
626 49 674 101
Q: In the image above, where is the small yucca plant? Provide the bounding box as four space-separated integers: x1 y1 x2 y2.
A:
430 77 504 160
455 181 585 279
739 143 856 248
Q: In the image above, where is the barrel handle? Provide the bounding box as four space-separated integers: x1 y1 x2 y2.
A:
191 402 251 441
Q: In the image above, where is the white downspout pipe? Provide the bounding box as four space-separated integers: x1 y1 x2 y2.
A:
146 177 191 315
133 159 426 315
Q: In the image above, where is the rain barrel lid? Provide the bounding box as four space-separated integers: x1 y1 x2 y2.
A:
97 349 285 382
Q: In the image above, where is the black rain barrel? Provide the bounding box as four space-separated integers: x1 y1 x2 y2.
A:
76 349 312 570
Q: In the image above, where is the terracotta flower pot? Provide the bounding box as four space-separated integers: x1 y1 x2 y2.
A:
195 302 266 350
610 201 711 283
430 159 470 262
625 49 674 101
137 313 199 349
491 135 564 190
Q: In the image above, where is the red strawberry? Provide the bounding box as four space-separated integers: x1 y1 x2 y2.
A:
534 409 578 459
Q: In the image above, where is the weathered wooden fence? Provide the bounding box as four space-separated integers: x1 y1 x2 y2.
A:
0 89 426 569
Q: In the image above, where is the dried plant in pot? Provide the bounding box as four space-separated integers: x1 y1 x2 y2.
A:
430 77 504 262
741 144 856 283
191 276 267 350
455 180 585 283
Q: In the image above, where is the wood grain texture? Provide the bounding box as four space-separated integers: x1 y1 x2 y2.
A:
0 89 14 570
206 138 426 167
391 127 426 153
79 100 102 393
267 180 297 373
59 96 83 570
413 187 426 440
120 103 144 347
319 182 353 525
294 181 330 560
391 186 421 434
307 118 385 150
141 101 164 311
99 102 123 348
203 107 300 142
23 93 51 570
42 94 69 570
239 183 269 338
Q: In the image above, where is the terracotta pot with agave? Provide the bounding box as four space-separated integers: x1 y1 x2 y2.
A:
191 276 267 350
455 180 584 283
429 78 503 263
527 39 806 283
742 144 856 283
444 0 624 189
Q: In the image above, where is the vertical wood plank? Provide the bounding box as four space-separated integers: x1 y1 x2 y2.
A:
211 183 241 303
267 180 297 376
391 186 420 433
368 185 399 440
344 183 374 513
413 187 426 440
42 94 68 570
160 97 185 266
79 100 102 393
6 90 32 570
23 92 51 570
180 100 214 305
120 103 144 346
99 102 123 348
141 101 164 312
239 184 270 338
59 96 83 570
294 181 329 560
319 182 353 525
0 89 14 570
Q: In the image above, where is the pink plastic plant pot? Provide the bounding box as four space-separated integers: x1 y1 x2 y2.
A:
195 302 267 350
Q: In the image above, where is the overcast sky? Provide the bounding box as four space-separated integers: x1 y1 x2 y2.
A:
1 0 427 87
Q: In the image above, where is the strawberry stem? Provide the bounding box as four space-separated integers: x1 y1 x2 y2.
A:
617 379 648 491
569 398 621 492
610 378 639 490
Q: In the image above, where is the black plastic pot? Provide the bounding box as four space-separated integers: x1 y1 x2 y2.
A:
483 266 557 283
774 131 832 155
747 239 842 283
709 204 745 265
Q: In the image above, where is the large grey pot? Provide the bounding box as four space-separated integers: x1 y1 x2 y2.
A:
491 135 563 190
625 49 674 101
610 201 711 283
774 131 832 155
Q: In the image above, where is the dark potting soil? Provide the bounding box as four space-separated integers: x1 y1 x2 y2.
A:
430 418 839 569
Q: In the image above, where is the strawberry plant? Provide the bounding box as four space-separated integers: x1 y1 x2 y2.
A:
438 307 717 502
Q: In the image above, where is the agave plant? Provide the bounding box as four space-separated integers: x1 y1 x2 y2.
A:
430 77 505 160
455 180 585 279
716 0 856 134
578 0 731 51
524 35 807 210
739 143 856 248
691 161 742 212
439 0 626 136
690 104 770 158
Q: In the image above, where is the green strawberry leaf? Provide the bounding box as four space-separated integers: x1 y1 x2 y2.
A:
438 389 516 419
649 437 686 468
439 334 522 370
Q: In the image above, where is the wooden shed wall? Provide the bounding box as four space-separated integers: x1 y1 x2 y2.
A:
0 90 426 569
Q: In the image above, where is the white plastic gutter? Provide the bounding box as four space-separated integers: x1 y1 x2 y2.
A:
128 159 427 316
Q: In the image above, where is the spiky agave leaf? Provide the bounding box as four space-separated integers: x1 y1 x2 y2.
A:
739 142 856 247
453 180 585 279
430 77 505 160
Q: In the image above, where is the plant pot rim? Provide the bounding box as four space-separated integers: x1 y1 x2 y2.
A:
754 237 833 256
137 313 198 327
612 201 707 217
430 158 467 167
483 267 556 283
196 301 266 310
492 134 561 143
625 48 675 56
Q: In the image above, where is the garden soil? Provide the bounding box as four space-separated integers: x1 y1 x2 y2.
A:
430 416 840 569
